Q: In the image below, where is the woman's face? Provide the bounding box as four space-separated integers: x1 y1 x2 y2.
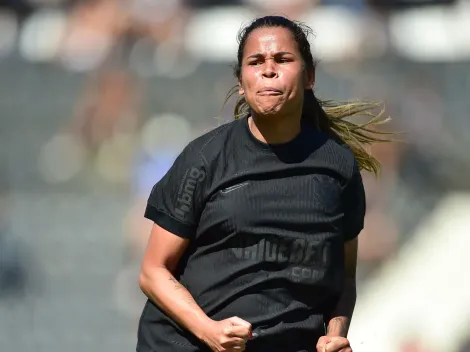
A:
239 26 314 119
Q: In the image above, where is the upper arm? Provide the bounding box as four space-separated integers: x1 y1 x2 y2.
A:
342 162 364 280
141 223 190 274
343 237 358 279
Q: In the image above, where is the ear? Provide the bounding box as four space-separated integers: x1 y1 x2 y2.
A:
304 68 315 90
238 80 245 95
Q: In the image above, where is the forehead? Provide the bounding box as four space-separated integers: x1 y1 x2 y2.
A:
243 26 298 54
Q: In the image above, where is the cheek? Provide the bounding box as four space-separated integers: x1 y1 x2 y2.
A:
243 65 264 78
244 69 262 88
282 67 304 86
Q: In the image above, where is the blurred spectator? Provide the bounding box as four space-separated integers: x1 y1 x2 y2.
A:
58 0 194 73
59 0 127 71
125 0 191 46
68 66 141 152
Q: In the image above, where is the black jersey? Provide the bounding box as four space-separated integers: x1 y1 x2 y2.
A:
137 116 366 352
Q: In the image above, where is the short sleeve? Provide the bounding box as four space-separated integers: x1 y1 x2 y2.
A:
342 163 366 242
144 145 208 240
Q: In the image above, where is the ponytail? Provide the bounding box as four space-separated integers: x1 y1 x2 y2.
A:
301 89 394 176
226 87 394 176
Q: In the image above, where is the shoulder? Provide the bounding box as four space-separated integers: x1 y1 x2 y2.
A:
182 119 241 166
315 132 358 182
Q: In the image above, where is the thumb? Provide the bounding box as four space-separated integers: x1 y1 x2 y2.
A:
227 316 252 329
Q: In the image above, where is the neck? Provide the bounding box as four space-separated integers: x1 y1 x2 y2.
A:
248 113 302 145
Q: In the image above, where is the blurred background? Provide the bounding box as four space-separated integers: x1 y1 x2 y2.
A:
1 0 469 351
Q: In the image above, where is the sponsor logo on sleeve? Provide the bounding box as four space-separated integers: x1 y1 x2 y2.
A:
174 167 206 221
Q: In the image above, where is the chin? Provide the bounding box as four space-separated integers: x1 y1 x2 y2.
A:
251 97 287 117
260 111 281 118
255 105 285 118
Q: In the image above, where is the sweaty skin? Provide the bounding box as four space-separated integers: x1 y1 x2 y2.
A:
239 27 314 145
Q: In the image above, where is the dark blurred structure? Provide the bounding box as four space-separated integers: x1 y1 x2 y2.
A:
0 174 31 298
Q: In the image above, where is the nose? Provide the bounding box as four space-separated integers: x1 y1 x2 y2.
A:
262 60 277 78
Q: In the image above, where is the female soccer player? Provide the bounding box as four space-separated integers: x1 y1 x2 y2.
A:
137 16 390 352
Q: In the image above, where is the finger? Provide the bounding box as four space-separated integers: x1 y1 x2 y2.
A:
222 324 233 336
227 325 251 339
224 337 246 347
228 316 252 330
325 339 350 352
326 344 349 352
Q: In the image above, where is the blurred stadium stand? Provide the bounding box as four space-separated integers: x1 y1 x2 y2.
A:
1 0 469 351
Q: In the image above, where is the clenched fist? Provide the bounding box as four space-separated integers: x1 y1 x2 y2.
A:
200 316 252 352
316 336 352 352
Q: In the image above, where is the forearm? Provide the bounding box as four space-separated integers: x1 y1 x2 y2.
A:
139 266 211 339
325 278 357 337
